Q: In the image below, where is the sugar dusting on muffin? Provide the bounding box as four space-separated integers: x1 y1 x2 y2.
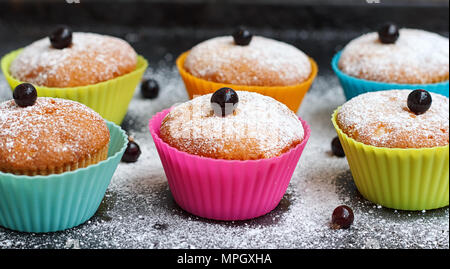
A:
9 32 137 87
184 36 312 86
160 91 304 160
337 90 449 148
0 97 110 173
338 29 449 84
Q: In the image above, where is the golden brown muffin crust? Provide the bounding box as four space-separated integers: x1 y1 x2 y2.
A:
160 91 304 160
338 29 449 84
337 90 449 148
0 98 110 173
9 32 137 88
184 36 312 87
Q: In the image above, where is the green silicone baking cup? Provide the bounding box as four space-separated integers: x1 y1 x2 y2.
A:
332 109 449 211
1 49 148 125
0 121 128 233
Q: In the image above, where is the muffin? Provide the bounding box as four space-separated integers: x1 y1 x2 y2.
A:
176 29 318 112
184 36 312 86
332 25 449 100
150 88 311 220
332 89 449 210
160 90 304 160
0 89 110 175
1 26 148 124
9 32 137 87
0 83 128 233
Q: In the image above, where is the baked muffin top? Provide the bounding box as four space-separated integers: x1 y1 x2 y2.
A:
184 36 312 86
338 29 449 84
0 97 110 173
9 32 137 87
160 91 304 160
336 90 449 148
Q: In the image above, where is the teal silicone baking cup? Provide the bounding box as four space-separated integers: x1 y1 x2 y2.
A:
0 121 127 233
331 51 450 100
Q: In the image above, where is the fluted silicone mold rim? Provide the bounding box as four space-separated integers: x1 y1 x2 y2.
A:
149 108 311 220
331 109 449 210
1 49 148 125
176 51 318 113
331 51 450 100
0 121 128 233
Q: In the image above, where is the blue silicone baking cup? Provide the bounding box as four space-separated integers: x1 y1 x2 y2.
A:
0 121 127 233
331 51 449 100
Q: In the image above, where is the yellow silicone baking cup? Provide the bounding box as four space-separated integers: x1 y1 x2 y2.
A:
176 51 318 113
332 109 449 211
1 49 148 125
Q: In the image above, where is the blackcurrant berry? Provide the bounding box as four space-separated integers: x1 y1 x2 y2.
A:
122 138 141 163
407 89 432 115
13 83 37 107
49 26 73 49
331 205 354 229
331 136 345 157
232 28 253 46
210 87 239 117
141 79 160 99
378 23 399 44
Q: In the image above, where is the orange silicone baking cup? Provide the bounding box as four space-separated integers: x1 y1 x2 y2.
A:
176 51 318 112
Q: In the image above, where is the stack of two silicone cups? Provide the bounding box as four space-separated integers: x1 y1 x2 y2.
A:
331 51 449 211
0 49 148 233
146 51 317 221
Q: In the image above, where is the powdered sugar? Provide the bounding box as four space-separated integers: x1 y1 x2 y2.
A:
338 29 449 84
184 36 312 86
337 90 449 148
160 91 304 159
9 32 137 87
0 97 109 171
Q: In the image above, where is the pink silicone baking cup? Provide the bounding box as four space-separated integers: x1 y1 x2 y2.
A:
149 108 311 221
